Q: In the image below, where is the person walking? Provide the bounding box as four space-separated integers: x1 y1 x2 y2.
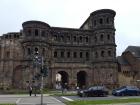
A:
29 85 33 96
34 84 38 96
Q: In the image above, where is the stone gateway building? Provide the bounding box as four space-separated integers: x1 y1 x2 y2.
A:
0 9 118 89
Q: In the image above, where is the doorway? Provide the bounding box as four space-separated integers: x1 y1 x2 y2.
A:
77 71 87 89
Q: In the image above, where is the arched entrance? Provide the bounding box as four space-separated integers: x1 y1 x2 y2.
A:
56 71 69 89
13 65 29 89
77 71 87 89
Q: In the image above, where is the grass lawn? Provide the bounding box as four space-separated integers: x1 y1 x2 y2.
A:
65 98 140 105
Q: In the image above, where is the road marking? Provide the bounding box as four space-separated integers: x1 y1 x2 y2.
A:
52 97 62 103
16 98 21 104
61 96 74 101
17 103 35 105
119 97 129 99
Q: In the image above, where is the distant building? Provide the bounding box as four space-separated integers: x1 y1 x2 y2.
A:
117 46 140 87
0 9 118 89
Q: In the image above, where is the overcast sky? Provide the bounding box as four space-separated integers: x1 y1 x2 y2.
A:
0 0 140 56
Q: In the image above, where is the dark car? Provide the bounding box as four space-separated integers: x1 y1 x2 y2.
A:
112 86 140 96
77 86 109 97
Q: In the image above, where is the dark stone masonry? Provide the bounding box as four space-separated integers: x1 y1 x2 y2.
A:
0 9 118 89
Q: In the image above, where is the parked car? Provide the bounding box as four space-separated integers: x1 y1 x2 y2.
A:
112 86 140 96
77 86 109 97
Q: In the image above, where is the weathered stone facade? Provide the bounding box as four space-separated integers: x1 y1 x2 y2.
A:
0 9 118 89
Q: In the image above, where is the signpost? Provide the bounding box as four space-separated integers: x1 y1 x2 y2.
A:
41 74 43 105
33 51 48 105
40 65 48 105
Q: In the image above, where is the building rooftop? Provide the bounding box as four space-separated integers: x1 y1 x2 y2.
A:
124 46 140 58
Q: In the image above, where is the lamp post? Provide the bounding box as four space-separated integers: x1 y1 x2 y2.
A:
41 56 44 105
33 51 44 105
32 51 38 97
33 50 48 105
40 59 49 105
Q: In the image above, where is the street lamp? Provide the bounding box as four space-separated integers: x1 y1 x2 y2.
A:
32 50 48 105
40 56 44 105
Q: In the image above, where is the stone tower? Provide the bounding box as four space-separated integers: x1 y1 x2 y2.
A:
81 9 118 88
20 21 51 87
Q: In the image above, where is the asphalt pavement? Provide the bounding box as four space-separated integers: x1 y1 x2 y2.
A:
0 94 140 105
17 95 65 105
0 94 65 105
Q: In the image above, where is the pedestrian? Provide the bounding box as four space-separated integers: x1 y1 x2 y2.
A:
76 86 79 90
61 83 64 94
34 84 37 96
29 85 32 96
76 86 80 94
64 83 68 93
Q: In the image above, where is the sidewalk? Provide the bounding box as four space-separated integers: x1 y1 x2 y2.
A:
0 94 66 105
0 94 49 98
17 96 66 105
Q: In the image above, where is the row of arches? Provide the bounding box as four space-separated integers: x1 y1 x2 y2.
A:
12 65 88 89
94 33 114 43
53 34 89 44
56 71 87 89
25 47 46 57
94 50 115 58
25 28 48 37
93 17 113 26
54 50 89 60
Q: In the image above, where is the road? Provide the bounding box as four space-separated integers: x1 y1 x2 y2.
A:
55 95 140 105
58 95 140 101
0 94 140 105
0 94 65 105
